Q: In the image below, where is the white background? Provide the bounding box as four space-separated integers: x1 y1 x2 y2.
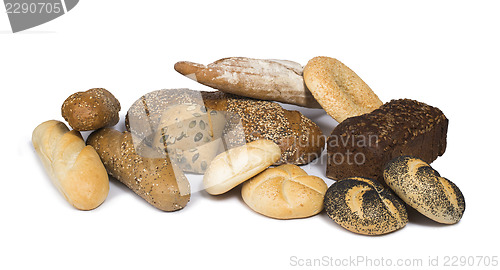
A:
1 1 499 269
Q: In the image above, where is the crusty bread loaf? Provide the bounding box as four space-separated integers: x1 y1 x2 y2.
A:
241 164 327 219
61 88 121 131
203 140 281 195
125 89 325 165
327 99 448 183
323 177 408 235
32 120 109 210
174 57 322 108
303 56 383 123
87 128 190 211
384 156 465 224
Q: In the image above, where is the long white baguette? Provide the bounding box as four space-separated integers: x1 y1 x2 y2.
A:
32 120 109 210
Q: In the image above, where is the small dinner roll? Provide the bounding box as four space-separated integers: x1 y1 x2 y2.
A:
384 156 465 224
241 164 327 219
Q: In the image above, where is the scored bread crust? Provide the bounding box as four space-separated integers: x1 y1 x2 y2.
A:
241 164 327 219
32 120 109 210
303 56 383 123
384 156 465 224
323 177 408 235
125 89 325 165
87 128 191 211
174 57 322 108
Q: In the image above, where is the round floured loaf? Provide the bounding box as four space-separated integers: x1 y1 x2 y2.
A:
323 177 408 235
384 156 465 224
203 140 281 195
241 164 327 219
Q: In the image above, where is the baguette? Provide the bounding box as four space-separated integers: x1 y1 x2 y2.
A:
32 120 109 210
87 128 190 211
125 89 325 165
174 57 322 108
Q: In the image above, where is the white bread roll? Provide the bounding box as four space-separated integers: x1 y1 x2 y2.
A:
242 164 327 219
32 120 109 210
203 140 281 195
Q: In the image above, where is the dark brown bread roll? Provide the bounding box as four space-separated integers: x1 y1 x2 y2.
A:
326 99 448 182
87 128 190 211
323 177 408 235
61 88 120 131
384 156 465 224
125 89 325 165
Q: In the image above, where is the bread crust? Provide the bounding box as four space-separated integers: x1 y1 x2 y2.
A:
384 156 465 224
303 57 383 123
242 164 327 219
87 128 190 211
61 88 121 131
323 177 408 235
32 120 109 210
125 89 324 165
326 99 448 182
175 57 322 108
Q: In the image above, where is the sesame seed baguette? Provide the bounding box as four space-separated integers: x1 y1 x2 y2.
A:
87 128 190 211
32 120 109 210
174 57 322 108
125 89 325 165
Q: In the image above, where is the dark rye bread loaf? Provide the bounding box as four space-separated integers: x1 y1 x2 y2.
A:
326 99 448 182
125 89 325 165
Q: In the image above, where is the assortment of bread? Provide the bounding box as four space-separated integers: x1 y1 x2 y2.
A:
32 56 465 236
125 88 325 166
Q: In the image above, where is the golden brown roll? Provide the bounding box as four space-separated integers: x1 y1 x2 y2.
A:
62 88 120 131
32 120 109 210
323 177 408 235
384 156 465 224
242 164 327 219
